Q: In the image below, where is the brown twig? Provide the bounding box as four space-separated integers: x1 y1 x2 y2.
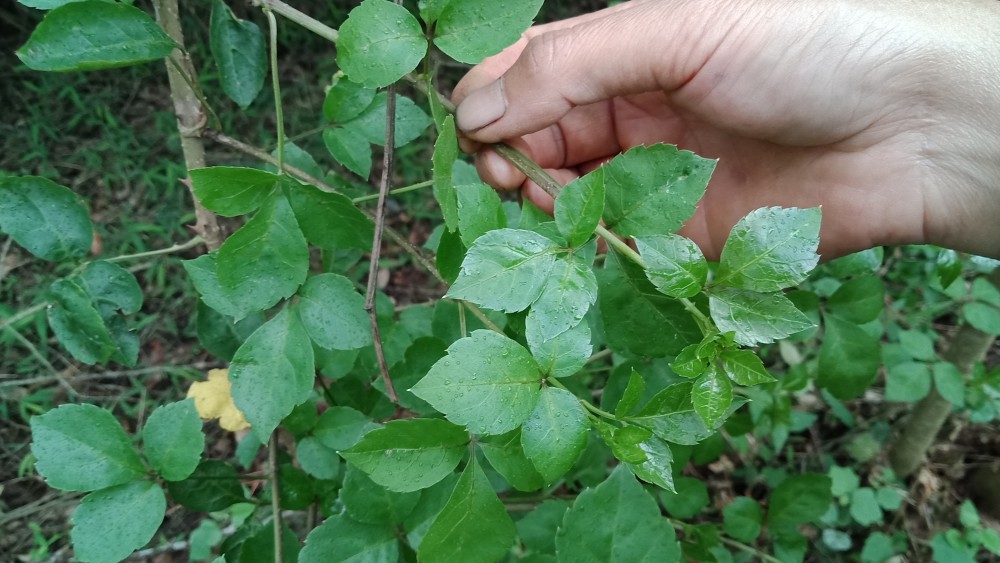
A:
268 431 284 563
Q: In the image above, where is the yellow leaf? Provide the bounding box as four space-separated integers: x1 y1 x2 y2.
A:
187 368 250 432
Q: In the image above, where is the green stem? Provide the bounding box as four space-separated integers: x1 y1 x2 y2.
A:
352 180 434 203
252 0 338 43
264 8 285 173
0 303 46 334
547 377 617 421
104 236 204 264
268 432 284 563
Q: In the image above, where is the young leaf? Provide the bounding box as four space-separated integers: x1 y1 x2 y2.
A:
71 480 166 563
142 399 204 482
341 464 421 525
412 330 542 435
601 144 715 237
294 273 371 351
418 458 516 563
457 183 506 246
715 206 821 292
521 387 589 484
346 92 432 147
767 473 833 532
210 0 266 108
46 278 116 365
433 115 460 231
78 261 143 315
818 314 881 400
337 0 427 88
598 251 701 356
433 0 543 64
16 2 175 71
627 433 676 492
446 229 560 313
670 344 708 379
30 403 145 492
615 370 646 417
216 191 309 310
635 234 707 298
556 465 681 562
626 382 747 445
0 176 92 261
723 497 763 543
299 513 399 563
323 127 372 178
165 460 245 512
827 275 885 324
285 180 374 250
229 308 315 442
692 365 733 428
525 253 598 343
341 419 469 492
189 167 279 217
479 430 545 491
527 319 592 378
708 287 813 346
323 74 377 122
554 169 604 247
719 349 776 386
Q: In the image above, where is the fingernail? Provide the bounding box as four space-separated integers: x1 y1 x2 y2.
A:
456 79 506 132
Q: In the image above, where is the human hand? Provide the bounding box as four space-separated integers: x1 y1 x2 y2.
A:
453 0 1000 259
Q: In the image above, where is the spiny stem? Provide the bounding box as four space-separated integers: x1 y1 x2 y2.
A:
264 8 285 172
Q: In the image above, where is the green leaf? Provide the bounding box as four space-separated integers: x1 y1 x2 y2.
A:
861 532 897 563
103 311 140 368
982 529 1000 556
402 474 459 549
412 330 542 435
313 406 380 451
300 514 398 563
520 387 589 484
78 261 143 315
964 302 1000 335
876 487 904 511
270 141 324 178
435 227 466 284
555 169 604 247
933 362 966 407
195 302 262 361
692 366 733 428
46 278 116 364
480 429 545 491
190 167 279 217
627 434 676 492
556 465 681 562
827 275 885 324
346 92 432 147
418 458 516 563
323 73 377 122
525 253 598 343
17 0 90 9
183 253 267 321
828 247 884 277
285 180 374 251
296 436 341 480
433 0 543 63
433 115 460 231
659 476 709 519
601 144 715 238
828 465 860 496
723 497 762 543
166 460 245 512
899 329 937 361
708 287 813 347
0 176 92 261
527 319 592 378
446 229 559 313
885 361 931 403
337 0 427 87
627 383 747 445
850 487 884 526
715 207 821 292
616 370 646 418
635 234 707 298
457 183 505 246
323 127 372 178
598 251 701 357
142 400 204 482
516 500 569 555
719 349 776 386
341 418 469 492
236 522 301 563
210 0 265 107
818 313 881 399
16 2 175 71
30 403 145 492
294 274 371 350
341 464 421 525
972 277 1000 307
670 344 708 379
767 473 832 532
230 308 315 442
216 192 309 315
71 480 166 563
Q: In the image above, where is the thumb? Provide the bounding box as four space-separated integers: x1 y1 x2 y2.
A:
454 1 728 143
